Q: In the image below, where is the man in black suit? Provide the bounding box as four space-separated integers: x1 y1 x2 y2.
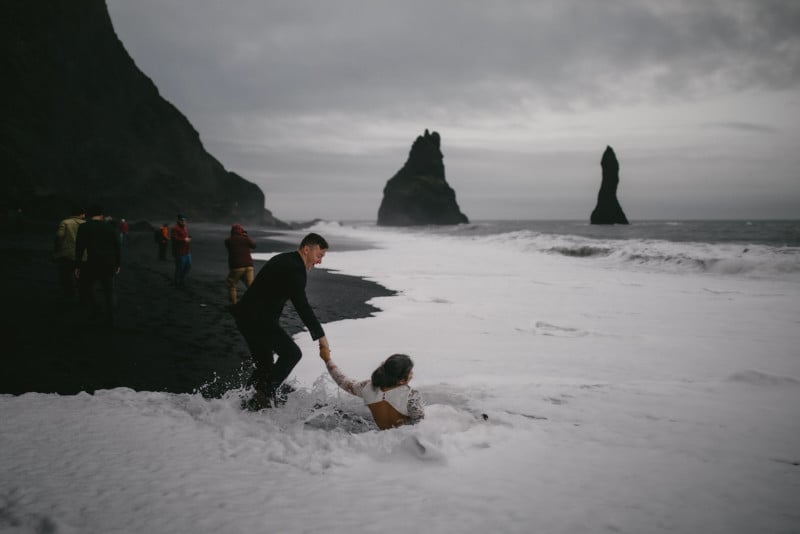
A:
231 232 330 409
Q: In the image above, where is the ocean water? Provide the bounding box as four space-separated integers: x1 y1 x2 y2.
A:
446 219 800 246
333 219 800 281
3 218 799 533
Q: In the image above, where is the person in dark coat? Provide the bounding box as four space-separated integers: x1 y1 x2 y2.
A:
75 204 121 324
230 233 330 410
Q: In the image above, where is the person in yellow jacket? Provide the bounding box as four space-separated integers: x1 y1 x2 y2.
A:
53 206 86 300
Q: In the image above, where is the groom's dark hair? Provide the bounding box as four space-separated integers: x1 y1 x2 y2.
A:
300 233 329 250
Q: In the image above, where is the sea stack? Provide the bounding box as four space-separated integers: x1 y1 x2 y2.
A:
377 129 469 226
590 146 629 225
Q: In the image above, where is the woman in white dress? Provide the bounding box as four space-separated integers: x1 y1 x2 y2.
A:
319 347 424 430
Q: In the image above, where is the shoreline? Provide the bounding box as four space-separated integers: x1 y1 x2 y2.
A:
0 221 394 396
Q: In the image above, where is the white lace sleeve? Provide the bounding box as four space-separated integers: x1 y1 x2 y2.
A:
325 360 369 398
407 388 424 423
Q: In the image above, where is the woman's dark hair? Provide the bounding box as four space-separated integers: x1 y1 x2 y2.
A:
371 354 414 388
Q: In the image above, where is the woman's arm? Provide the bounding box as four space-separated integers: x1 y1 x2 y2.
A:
319 346 364 397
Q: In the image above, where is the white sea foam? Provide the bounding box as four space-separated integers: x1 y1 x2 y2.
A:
477 229 798 279
3 221 800 533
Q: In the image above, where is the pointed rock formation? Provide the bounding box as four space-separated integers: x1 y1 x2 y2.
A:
377 130 469 226
0 0 284 225
590 146 629 225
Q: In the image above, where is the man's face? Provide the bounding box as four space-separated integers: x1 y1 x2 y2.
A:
300 245 326 271
178 218 186 227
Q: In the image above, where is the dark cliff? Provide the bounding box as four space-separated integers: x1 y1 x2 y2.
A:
377 129 469 226
590 146 629 225
0 0 284 225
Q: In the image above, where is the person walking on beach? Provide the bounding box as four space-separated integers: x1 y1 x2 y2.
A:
118 218 129 247
155 223 169 260
224 223 256 305
53 206 85 301
230 232 330 410
75 204 121 324
319 347 424 430
171 214 192 287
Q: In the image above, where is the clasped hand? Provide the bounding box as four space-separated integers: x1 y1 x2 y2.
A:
319 344 331 362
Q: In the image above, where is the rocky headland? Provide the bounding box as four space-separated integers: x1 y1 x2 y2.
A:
0 0 283 226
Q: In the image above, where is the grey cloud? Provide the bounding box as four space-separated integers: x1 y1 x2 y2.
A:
704 121 779 134
105 0 800 220
109 0 800 118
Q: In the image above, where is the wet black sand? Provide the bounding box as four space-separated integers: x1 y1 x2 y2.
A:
0 220 394 396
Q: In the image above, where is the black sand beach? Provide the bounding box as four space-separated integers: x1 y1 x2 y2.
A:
0 220 394 397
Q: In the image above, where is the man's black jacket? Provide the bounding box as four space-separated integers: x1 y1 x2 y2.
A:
232 250 324 340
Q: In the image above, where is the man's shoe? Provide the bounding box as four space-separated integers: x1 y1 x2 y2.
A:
241 390 271 411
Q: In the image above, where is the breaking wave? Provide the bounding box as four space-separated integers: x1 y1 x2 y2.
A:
520 232 799 278
308 221 800 280
547 245 613 258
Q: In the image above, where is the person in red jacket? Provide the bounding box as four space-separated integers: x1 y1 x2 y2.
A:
118 218 129 247
224 223 256 305
171 214 192 287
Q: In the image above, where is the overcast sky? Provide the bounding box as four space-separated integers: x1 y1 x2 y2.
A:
107 0 800 222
